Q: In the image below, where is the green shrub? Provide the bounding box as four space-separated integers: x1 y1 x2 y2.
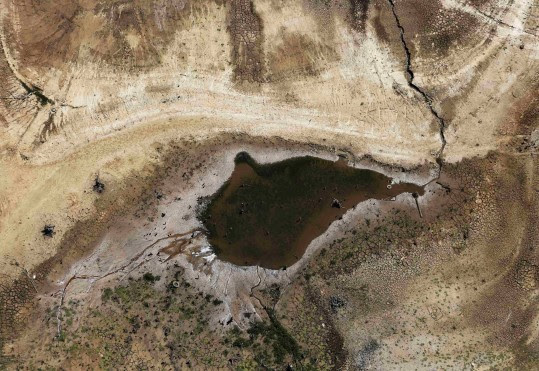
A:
101 288 113 302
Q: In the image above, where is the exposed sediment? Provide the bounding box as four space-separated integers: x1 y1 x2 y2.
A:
387 0 447 179
0 0 537 368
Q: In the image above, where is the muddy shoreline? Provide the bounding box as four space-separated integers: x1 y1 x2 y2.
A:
31 133 436 286
201 152 425 269
0 134 437 353
2 141 537 369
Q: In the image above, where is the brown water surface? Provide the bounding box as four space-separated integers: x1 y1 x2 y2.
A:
200 153 423 269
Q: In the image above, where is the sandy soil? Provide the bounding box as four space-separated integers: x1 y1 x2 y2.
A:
1 0 537 270
0 0 537 369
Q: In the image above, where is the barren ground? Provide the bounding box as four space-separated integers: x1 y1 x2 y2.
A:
0 0 538 369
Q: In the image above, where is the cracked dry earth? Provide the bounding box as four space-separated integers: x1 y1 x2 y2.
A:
0 0 538 369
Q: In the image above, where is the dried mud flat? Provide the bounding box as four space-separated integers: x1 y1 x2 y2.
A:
0 0 538 369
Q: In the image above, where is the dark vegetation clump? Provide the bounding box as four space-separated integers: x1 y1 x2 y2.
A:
41 225 55 237
101 288 113 302
246 310 300 363
93 177 105 193
231 336 252 348
225 308 301 365
142 272 160 283
329 296 346 312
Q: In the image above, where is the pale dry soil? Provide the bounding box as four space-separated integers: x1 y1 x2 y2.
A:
0 0 538 369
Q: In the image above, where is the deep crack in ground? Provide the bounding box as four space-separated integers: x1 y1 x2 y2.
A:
19 82 54 106
387 0 447 180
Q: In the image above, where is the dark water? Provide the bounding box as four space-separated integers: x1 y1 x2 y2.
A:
200 152 423 269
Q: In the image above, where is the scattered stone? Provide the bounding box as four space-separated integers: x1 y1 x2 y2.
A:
331 199 342 208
